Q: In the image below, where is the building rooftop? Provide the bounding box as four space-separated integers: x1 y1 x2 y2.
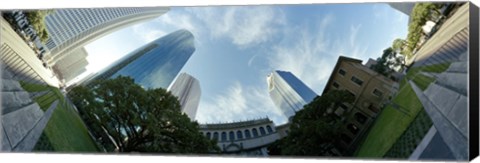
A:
321 56 363 95
199 117 273 130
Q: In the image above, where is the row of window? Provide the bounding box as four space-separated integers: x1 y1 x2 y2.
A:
46 8 143 48
339 68 364 86
203 125 274 142
332 80 384 98
338 68 386 96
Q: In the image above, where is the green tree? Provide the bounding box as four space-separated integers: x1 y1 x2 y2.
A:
371 47 405 75
270 90 354 156
404 2 445 58
371 48 393 76
68 76 220 153
24 10 54 43
392 38 406 54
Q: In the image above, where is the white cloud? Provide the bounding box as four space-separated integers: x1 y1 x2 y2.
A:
267 14 369 94
195 81 286 125
185 6 286 48
373 3 409 26
130 6 285 51
132 24 167 43
350 24 361 48
247 54 258 67
156 12 197 36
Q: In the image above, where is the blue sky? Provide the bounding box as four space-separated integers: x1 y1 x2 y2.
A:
82 3 409 125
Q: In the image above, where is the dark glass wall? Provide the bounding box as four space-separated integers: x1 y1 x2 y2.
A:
89 29 195 89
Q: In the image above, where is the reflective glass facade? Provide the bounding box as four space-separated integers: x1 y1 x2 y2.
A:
267 70 318 118
90 29 195 89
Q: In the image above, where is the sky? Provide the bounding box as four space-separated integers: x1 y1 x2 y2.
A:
79 3 409 125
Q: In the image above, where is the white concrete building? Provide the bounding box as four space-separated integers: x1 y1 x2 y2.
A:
199 118 290 156
43 7 169 66
167 73 201 120
52 47 89 84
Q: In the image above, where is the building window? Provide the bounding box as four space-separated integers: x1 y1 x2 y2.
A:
252 128 259 137
338 69 346 76
333 81 340 88
259 127 266 136
237 130 243 139
351 76 364 86
244 130 251 139
206 132 211 139
266 125 273 133
373 88 383 97
346 90 356 99
221 132 227 142
347 124 360 135
213 132 219 141
355 112 368 124
229 131 235 141
368 103 380 113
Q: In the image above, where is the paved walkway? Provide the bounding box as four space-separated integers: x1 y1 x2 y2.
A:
414 127 455 160
1 66 58 152
11 100 58 151
407 31 468 161
407 3 469 66
1 17 60 87
1 16 64 152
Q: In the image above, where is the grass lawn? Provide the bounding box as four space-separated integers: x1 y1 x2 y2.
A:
354 82 424 158
33 92 57 111
406 62 451 80
411 74 436 91
19 82 99 152
19 81 51 92
354 62 449 158
19 81 57 111
41 101 99 152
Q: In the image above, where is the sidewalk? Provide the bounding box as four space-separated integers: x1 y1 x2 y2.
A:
406 3 469 66
1 17 60 87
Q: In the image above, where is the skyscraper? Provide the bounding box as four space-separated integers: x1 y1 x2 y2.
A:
43 7 169 65
88 29 195 89
52 47 89 83
167 73 201 120
267 70 318 118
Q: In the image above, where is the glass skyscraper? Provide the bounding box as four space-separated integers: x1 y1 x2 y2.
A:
267 70 318 118
88 29 195 89
43 7 169 65
167 73 201 120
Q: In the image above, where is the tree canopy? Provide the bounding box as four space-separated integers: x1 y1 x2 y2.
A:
392 38 406 54
371 47 393 76
68 76 220 153
268 90 355 156
24 10 53 43
404 3 444 58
